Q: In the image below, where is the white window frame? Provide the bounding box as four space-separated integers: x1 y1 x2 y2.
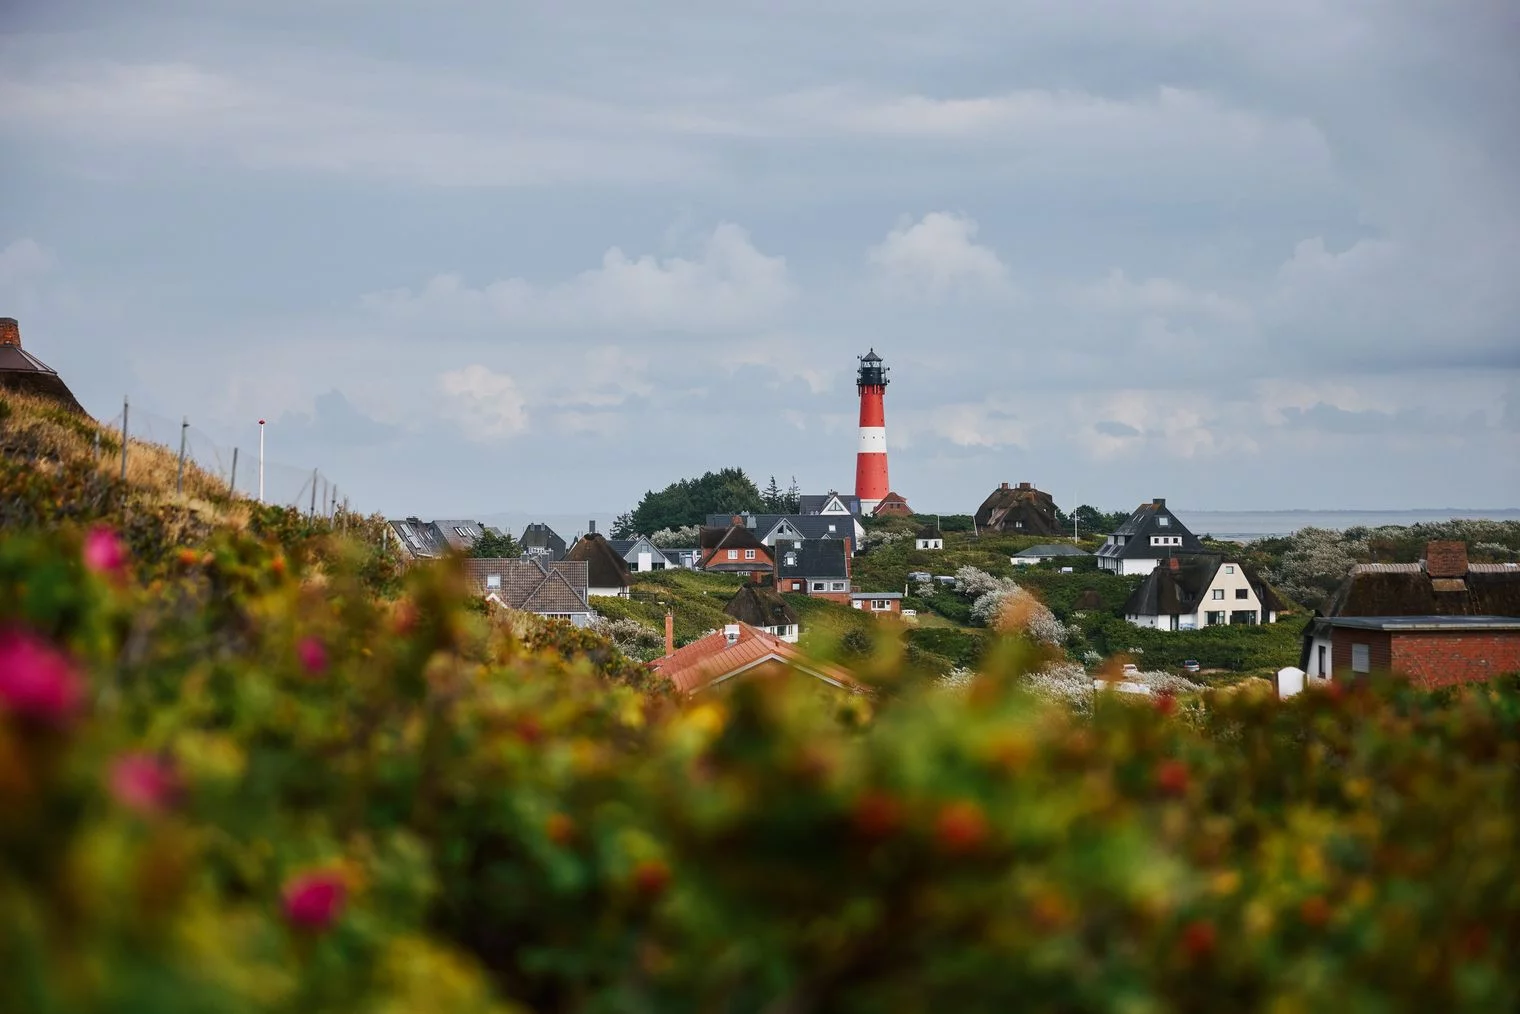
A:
727 549 738 560
1158 516 1171 527
812 582 825 591
486 574 501 589
831 581 846 591
872 599 892 610
744 549 756 561
1212 589 1225 600
1225 565 1235 574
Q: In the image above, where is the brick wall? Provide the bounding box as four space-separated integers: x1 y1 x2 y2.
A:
1390 631 1520 689
1331 630 1391 681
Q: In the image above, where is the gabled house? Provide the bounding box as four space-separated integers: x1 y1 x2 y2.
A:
462 557 593 627
1301 541 1520 683
915 524 944 551
519 523 568 562
698 525 773 579
850 592 903 615
705 512 863 550
975 482 1061 536
1122 554 1284 631
0 318 86 415
564 531 632 598
650 622 863 696
871 492 912 517
774 539 852 602
799 491 862 517
608 535 670 573
1096 498 1206 576
661 547 701 570
724 584 800 642
1011 544 1091 567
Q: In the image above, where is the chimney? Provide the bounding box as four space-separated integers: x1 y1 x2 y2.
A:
724 624 740 645
588 519 596 534
1426 541 1469 579
1153 498 1166 509
731 514 743 527
1000 482 1010 490
1019 482 1032 490
664 611 675 656
0 318 18 347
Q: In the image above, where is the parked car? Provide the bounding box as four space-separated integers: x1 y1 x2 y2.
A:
1182 659 1201 673
1121 663 1140 676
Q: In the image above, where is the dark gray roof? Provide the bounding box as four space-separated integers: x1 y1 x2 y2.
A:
1319 615 1520 632
0 319 87 415
706 513 858 544
1123 555 1223 615
519 523 567 559
775 539 850 581
797 493 862 517
1012 544 1091 558
1095 499 1205 562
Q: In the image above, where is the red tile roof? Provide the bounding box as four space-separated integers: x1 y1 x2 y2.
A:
649 622 865 695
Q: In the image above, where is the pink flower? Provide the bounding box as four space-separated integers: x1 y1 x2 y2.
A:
295 637 328 677
108 752 180 815
0 627 85 726
82 525 128 578
281 870 347 930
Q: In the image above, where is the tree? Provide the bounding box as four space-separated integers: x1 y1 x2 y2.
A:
469 529 520 558
761 475 785 513
784 476 802 513
611 512 637 539
624 468 764 534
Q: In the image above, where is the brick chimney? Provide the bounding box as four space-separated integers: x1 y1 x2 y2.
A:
664 611 674 656
588 519 596 535
1000 482 1010 490
1153 498 1166 508
1018 481 1032 490
0 317 19 347
1426 541 1469 579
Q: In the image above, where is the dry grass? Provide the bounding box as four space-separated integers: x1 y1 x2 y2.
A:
0 389 251 528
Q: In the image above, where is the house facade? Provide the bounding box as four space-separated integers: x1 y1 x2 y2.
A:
462 558 593 627
698 525 774 580
519 523 568 562
974 482 1061 536
1011 544 1091 567
871 492 912 517
707 511 864 549
388 517 500 562
1301 541 1520 682
774 539 852 602
1096 498 1207 576
850 592 903 615
608 535 670 573
1123 555 1284 630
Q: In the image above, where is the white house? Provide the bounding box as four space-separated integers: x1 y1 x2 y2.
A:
915 524 944 551
1010 544 1091 567
1096 498 1208 576
1122 555 1285 631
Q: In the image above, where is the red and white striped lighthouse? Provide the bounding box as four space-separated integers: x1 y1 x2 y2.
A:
854 348 890 514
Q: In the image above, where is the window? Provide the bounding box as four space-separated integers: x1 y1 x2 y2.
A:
1225 565 1235 574
792 581 802 591
832 582 846 591
1015 521 1024 529
1351 644 1370 673
1318 645 1328 676
1212 589 1225 600
828 524 837 532
1158 516 1170 527
1235 588 1249 599
1206 611 1226 625
872 599 892 610
812 582 825 591
486 574 501 589
744 549 756 560
727 549 738 560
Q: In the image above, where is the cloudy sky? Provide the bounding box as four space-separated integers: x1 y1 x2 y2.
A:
2 1 1517 519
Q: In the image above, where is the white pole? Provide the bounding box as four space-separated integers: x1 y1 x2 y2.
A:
258 419 266 504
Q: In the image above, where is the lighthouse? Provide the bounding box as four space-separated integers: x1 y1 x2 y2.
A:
854 349 890 515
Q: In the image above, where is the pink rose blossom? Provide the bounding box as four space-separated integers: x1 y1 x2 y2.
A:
82 525 128 578
108 752 180 815
295 637 328 676
0 627 85 726
281 870 347 930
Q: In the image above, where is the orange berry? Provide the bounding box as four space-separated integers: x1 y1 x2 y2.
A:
632 859 671 899
934 800 989 855
270 556 287 577
546 813 576 845
176 548 199 567
514 717 543 744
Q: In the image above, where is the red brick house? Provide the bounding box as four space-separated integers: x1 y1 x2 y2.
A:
774 539 852 603
698 524 773 580
871 492 912 517
1302 540 1520 686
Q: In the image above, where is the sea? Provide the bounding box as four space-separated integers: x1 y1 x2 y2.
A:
1173 509 1520 543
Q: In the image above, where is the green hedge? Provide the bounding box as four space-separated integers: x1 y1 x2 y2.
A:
1087 614 1310 673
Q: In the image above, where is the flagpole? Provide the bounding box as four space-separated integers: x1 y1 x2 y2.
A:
258 419 266 504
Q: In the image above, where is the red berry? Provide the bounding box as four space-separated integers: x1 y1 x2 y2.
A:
1155 759 1190 797
851 791 903 840
546 813 576 845
1299 895 1330 928
515 717 543 744
934 800 990 855
1154 692 1178 717
1182 919 1216 960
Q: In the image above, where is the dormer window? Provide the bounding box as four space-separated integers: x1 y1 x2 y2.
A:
1158 516 1171 527
486 574 501 589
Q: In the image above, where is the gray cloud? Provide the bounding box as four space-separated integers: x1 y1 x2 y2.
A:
1 0 1516 513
